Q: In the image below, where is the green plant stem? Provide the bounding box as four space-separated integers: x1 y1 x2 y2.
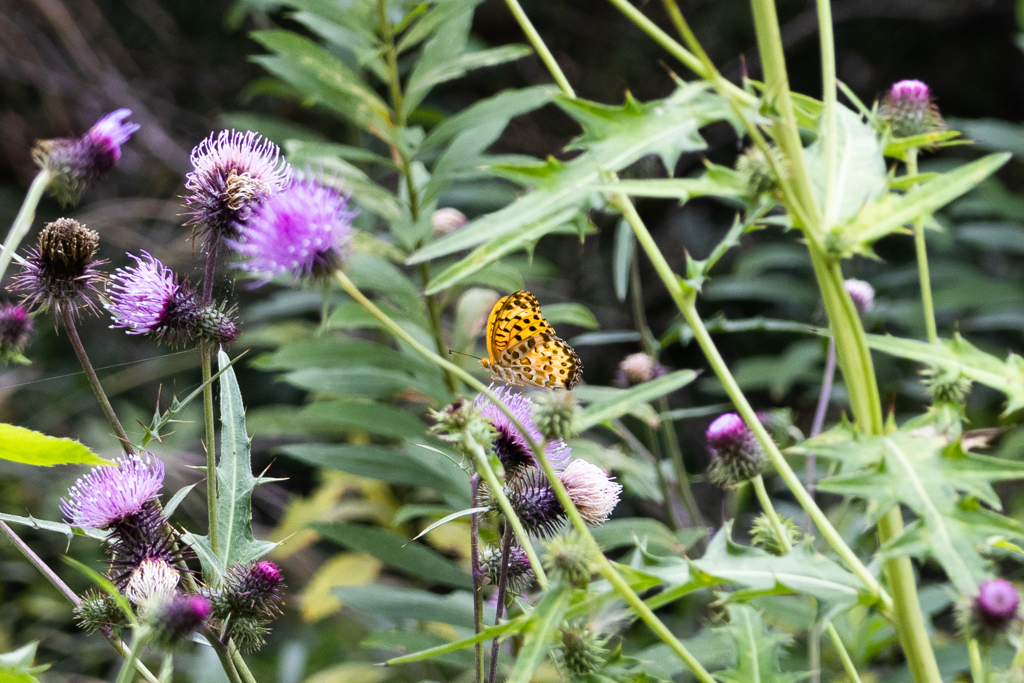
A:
906 149 938 343
470 476 484 683
201 341 218 556
208 634 245 683
751 475 789 552
61 308 135 455
114 628 148 683
0 169 50 282
816 0 839 228
332 269 714 681
968 638 985 683
502 0 576 98
229 642 258 683
826 623 862 683
488 524 514 683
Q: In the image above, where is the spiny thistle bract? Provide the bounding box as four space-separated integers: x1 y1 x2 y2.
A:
475 387 571 479
32 109 139 205
543 534 593 588
0 303 33 364
615 352 666 388
705 413 768 488
505 469 566 537
148 593 212 650
12 218 105 319
878 79 946 139
920 364 973 406
558 626 609 679
956 578 1021 644
480 544 534 593
208 560 285 621
533 389 580 442
74 592 127 634
750 513 803 556
429 398 495 448
734 145 786 199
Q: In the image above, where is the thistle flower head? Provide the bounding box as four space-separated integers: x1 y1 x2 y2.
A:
32 109 139 205
615 352 667 388
107 252 237 346
921 364 972 406
209 560 285 622
559 459 621 526
149 593 211 649
183 130 292 240
543 534 593 588
750 513 803 556
0 303 33 363
558 626 608 679
12 218 105 318
505 469 566 537
432 208 468 236
475 387 571 479
843 278 874 315
124 557 180 606
533 390 579 442
230 616 271 653
706 413 768 488
879 79 946 138
74 591 128 634
228 178 356 285
61 452 165 530
735 145 786 199
958 578 1021 644
480 544 534 594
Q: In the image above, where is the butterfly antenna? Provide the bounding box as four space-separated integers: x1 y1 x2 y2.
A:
449 349 483 361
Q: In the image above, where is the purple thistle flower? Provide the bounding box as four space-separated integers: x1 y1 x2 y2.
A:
879 79 945 138
12 218 105 319
228 178 356 285
844 278 874 315
0 303 33 361
106 251 237 346
61 452 165 530
706 413 768 488
150 593 211 649
210 560 285 621
958 578 1021 643
481 544 533 593
505 469 566 537
32 109 139 205
183 130 292 240
616 352 667 387
559 459 621 526
475 386 571 479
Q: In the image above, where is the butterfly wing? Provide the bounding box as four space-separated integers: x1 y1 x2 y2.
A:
484 291 555 360
498 333 583 389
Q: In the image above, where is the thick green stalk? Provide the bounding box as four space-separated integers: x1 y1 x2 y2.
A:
332 269 714 681
502 0 576 98
906 150 938 342
0 169 51 281
114 628 147 683
229 642 259 683
968 638 985 683
816 0 839 228
201 341 218 556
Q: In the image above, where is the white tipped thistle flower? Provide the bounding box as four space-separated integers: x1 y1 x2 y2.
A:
878 79 946 139
706 413 768 488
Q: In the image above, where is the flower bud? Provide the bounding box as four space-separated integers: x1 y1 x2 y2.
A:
210 560 285 622
75 592 127 634
480 544 534 593
505 469 566 537
843 278 874 315
957 578 1021 644
558 627 608 679
920 365 972 407
429 399 494 448
543 534 592 588
616 352 667 388
533 390 579 442
706 413 768 488
735 145 786 199
750 513 803 556
878 79 946 138
229 616 271 653
32 109 139 205
125 558 180 606
0 303 33 364
149 593 211 650
432 208 468 236
559 460 621 526
12 218 105 318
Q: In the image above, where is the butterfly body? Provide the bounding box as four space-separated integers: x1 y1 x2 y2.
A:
480 291 582 390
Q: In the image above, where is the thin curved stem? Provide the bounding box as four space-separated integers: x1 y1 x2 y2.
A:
751 474 789 553
62 309 135 455
201 341 218 555
968 638 985 683
487 524 513 683
469 476 484 683
906 149 938 342
808 338 837 497
826 623 862 683
502 0 576 98
0 169 51 282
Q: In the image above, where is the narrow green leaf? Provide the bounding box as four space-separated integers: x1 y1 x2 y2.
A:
63 557 135 624
411 507 488 541
405 44 532 118
576 370 698 431
162 483 197 520
613 220 635 302
0 424 110 467
0 512 105 540
541 303 598 330
384 618 525 665
507 584 572 683
300 400 426 439
333 585 486 628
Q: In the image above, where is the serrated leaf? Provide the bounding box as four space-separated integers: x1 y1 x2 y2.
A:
576 370 699 431
592 162 747 202
0 424 109 467
714 604 805 683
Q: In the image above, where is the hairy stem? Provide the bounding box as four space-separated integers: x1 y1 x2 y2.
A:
0 169 51 282
114 628 146 683
906 149 938 343
229 641 259 683
0 520 80 604
208 632 246 683
488 524 514 683
62 309 135 454
470 476 484 683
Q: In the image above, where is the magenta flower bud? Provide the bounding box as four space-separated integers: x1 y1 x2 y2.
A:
12 218 105 319
210 560 285 622
559 459 621 525
107 252 237 346
843 278 874 315
616 352 667 388
32 109 139 205
0 303 33 363
475 386 571 479
878 79 945 138
706 413 768 488
228 178 356 285
958 578 1021 643
150 593 212 649
505 470 566 537
184 130 292 241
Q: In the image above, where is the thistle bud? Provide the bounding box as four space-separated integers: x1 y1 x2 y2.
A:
229 616 271 653
12 218 105 318
559 460 621 526
543 534 592 588
706 413 768 488
429 399 494 448
32 109 139 205
432 208 468 236
74 592 127 634
505 469 566 537
843 278 874 315
735 145 786 199
480 544 534 593
615 352 667 388
210 560 285 622
0 303 33 364
125 557 180 606
957 578 1021 644
750 513 803 556
558 627 608 679
149 593 211 650
757 409 801 449
920 365 972 407
533 390 579 442
878 80 945 139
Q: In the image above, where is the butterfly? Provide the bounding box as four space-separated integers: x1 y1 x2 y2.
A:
479 290 583 390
